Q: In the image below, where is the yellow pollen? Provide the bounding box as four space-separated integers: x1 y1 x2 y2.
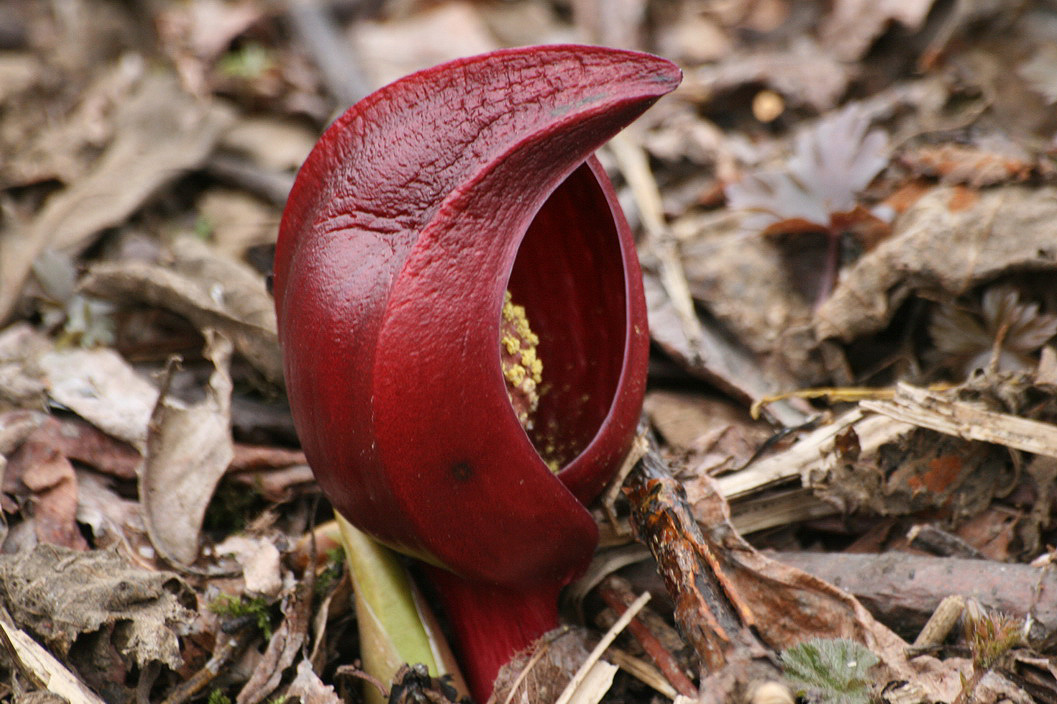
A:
500 289 542 433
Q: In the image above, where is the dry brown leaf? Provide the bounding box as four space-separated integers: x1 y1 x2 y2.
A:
645 390 769 475
229 464 315 503
350 2 498 90
689 38 851 113
237 584 310 704
900 135 1036 187
5 427 87 551
644 270 808 427
75 471 149 557
214 534 282 598
654 6 731 65
674 221 824 388
689 474 967 702
0 409 45 457
286 659 342 704
141 330 234 566
0 323 50 409
2 414 140 482
37 346 159 450
0 70 233 324
220 116 317 173
493 628 593 704
1018 46 1057 104
0 618 107 704
816 186 1057 343
0 54 143 190
197 189 281 260
82 236 281 385
0 543 194 669
819 0 936 61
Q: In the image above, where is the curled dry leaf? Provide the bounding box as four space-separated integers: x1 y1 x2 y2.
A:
4 426 87 550
0 323 49 408
816 186 1057 343
819 0 937 61
0 72 233 324
0 544 195 670
930 285 1057 377
37 346 160 450
214 534 283 598
900 134 1036 188
236 582 310 704
1018 46 1057 104
286 659 342 704
350 2 498 89
690 38 852 113
81 236 281 385
75 471 149 556
634 456 967 702
141 329 234 566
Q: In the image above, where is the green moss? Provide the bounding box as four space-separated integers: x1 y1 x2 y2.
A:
315 545 346 596
209 593 275 639
207 690 232 704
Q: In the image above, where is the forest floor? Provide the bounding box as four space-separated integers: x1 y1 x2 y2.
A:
2 1 1057 703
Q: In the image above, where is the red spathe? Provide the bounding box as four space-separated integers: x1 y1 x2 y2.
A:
274 44 680 700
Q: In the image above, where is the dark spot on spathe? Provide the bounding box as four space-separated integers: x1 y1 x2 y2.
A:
451 462 473 482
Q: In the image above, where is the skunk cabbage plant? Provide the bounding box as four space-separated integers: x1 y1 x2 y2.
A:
274 45 680 700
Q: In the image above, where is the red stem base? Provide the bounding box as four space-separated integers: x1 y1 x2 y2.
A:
423 565 561 702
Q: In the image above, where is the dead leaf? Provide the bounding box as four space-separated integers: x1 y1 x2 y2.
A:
493 628 594 704
645 390 769 475
214 534 282 598
689 38 852 113
816 186 1057 343
0 70 234 323
654 6 731 65
0 54 143 190
0 618 107 704
350 2 498 90
0 323 50 408
155 0 265 97
674 222 824 388
81 236 281 385
219 116 317 173
141 330 234 566
5 426 88 550
634 456 967 702
819 0 936 61
286 659 342 704
229 463 315 503
75 471 150 558
0 409 45 457
37 346 159 450
644 270 809 428
197 188 281 260
0 543 194 670
953 506 1019 561
4 414 140 482
900 135 1036 187
236 584 309 704
1018 45 1057 104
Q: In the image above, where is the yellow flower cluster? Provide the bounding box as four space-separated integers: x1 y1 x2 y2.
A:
500 290 542 430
